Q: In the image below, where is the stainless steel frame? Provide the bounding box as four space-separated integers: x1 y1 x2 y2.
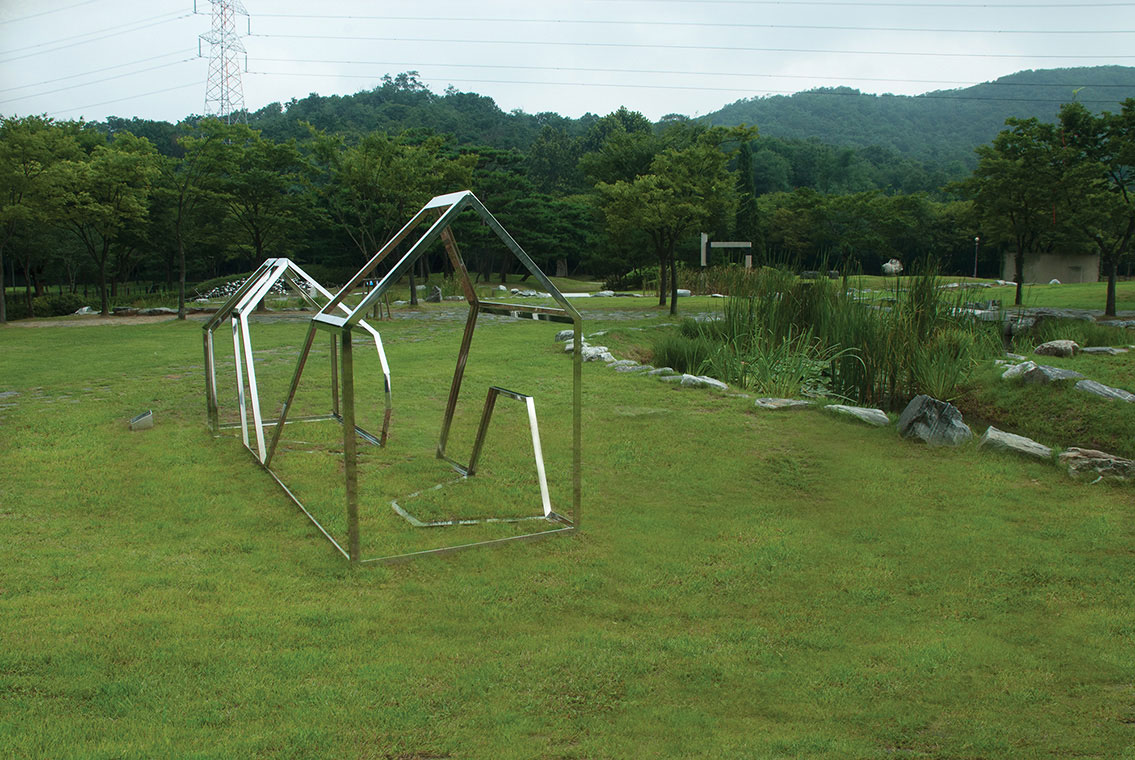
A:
247 191 583 564
202 258 392 465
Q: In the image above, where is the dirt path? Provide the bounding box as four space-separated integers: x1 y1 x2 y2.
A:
3 314 204 328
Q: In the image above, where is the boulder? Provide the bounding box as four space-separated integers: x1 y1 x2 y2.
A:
616 364 652 373
978 426 1052 460
581 346 613 362
754 398 811 410
1059 447 1135 482
554 329 574 342
74 306 97 315
425 286 442 303
592 290 615 297
1021 364 1085 384
1081 346 1127 355
657 374 684 383
679 374 728 390
897 395 973 446
609 360 639 369
1001 361 1037 380
823 404 890 427
647 367 677 376
1049 279 1061 285
676 289 692 298
1034 339 1079 357
1074 379 1135 402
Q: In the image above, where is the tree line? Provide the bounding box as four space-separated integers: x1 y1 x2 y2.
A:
1 77 1132 321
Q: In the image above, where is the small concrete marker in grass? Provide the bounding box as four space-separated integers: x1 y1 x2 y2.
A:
978 426 1052 460
823 404 890 427
129 410 154 431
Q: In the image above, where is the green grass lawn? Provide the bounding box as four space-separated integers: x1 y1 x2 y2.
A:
2 311 1134 759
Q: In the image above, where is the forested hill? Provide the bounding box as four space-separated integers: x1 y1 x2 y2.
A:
702 66 1135 168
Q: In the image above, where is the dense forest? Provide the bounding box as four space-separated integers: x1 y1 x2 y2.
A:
704 66 1135 169
2 67 1133 322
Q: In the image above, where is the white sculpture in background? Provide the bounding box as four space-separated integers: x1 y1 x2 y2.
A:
882 258 904 276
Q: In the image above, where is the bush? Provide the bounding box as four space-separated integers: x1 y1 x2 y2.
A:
4 292 88 320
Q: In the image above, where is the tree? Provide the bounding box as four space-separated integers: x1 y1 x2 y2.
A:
733 140 762 261
961 118 1072 305
0 116 81 322
53 132 158 315
160 118 227 319
311 128 475 301
203 123 315 269
597 139 738 315
1057 100 1135 316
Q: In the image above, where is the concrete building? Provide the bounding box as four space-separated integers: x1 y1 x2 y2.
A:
1001 251 1099 283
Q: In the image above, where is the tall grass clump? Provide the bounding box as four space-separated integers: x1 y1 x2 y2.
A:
655 261 1003 407
1014 317 1133 350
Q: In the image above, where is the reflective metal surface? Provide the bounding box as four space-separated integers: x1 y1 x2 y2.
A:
207 193 582 565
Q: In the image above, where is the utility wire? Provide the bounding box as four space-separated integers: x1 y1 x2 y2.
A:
0 50 196 94
0 0 100 25
254 13 1134 35
581 0 1135 6
48 82 200 117
0 58 198 105
0 12 193 64
249 32 1135 59
252 55 1135 89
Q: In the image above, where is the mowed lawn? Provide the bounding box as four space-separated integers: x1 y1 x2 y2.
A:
1 311 1133 759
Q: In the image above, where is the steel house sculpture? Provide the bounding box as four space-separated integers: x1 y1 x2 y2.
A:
208 191 582 565
203 257 392 464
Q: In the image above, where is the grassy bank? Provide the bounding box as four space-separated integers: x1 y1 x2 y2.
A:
1 314 1133 758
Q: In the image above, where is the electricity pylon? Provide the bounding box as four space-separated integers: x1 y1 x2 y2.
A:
200 0 248 123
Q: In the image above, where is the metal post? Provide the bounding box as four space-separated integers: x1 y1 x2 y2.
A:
437 304 479 459
973 236 980 279
340 327 361 563
573 317 582 530
330 334 339 417
204 329 219 433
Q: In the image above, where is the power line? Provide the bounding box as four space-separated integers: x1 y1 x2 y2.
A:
580 0 1135 6
0 0 100 25
1 10 186 57
48 82 201 117
252 55 1135 90
0 58 198 105
254 13 1135 35
246 69 1132 104
0 13 194 65
0 50 196 94
249 32 1135 59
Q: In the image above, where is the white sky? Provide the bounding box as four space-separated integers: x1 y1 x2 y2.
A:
1 0 1133 124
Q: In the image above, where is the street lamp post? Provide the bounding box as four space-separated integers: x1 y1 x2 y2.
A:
973 236 980 279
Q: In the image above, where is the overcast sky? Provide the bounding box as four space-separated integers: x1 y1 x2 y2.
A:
1 0 1133 124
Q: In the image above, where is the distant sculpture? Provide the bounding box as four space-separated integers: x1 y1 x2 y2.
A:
882 258 903 276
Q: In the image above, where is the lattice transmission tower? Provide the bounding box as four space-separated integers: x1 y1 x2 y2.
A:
199 0 249 123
